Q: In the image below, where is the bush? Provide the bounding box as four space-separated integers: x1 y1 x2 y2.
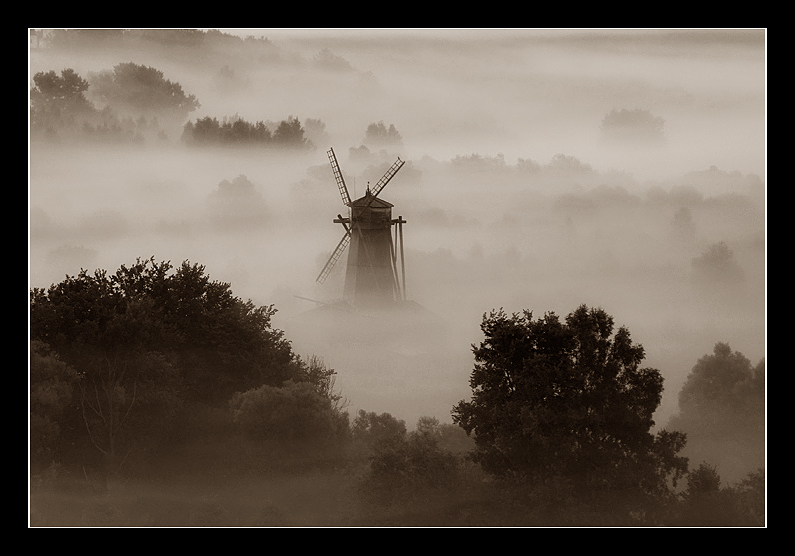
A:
359 416 462 506
229 380 349 446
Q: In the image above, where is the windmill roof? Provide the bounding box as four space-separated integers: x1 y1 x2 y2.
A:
350 191 393 208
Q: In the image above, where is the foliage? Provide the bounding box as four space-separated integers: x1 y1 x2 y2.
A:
303 118 330 148
691 241 745 285
452 305 688 511
273 116 310 148
359 415 461 505
675 463 765 526
351 410 407 452
684 461 722 499
207 174 269 228
450 153 507 173
30 67 165 143
363 121 403 147
182 115 311 149
88 62 199 122
293 355 347 412
182 116 272 146
729 467 765 526
229 380 349 445
545 153 594 174
677 343 763 422
313 48 353 71
30 68 92 114
30 68 94 138
667 342 764 482
30 258 303 471
77 349 183 471
600 108 665 142
31 258 299 402
45 29 127 49
30 341 81 466
414 416 475 455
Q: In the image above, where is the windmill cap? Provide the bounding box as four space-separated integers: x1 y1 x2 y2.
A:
350 194 393 208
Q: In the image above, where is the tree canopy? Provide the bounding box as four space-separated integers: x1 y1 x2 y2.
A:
30 69 94 136
666 342 764 482
452 305 688 504
30 67 166 143
29 258 305 473
88 62 200 121
363 121 403 148
30 258 299 405
181 115 312 149
600 108 665 143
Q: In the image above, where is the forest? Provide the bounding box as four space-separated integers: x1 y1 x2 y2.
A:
29 29 765 527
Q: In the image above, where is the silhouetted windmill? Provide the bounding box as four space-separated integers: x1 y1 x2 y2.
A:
317 147 406 308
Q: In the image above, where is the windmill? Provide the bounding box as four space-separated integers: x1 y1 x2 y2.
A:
316 147 407 309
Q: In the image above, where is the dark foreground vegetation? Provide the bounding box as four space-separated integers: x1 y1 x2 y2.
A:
29 259 764 527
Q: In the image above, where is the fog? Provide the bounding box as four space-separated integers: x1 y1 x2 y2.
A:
29 28 766 431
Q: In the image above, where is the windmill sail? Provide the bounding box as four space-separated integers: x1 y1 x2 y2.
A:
370 157 404 197
316 230 351 283
327 148 351 206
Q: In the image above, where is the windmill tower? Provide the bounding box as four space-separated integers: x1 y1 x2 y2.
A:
316 148 406 309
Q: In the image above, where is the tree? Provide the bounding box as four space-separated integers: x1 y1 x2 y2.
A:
675 462 765 526
359 415 461 505
600 108 665 143
667 343 764 482
88 62 199 123
30 258 305 473
452 305 688 514
728 467 765 526
363 121 403 148
351 410 406 452
273 116 309 148
30 258 300 406
30 68 92 112
691 241 744 286
303 118 330 149
207 174 269 229
671 463 765 526
294 355 347 413
30 341 81 467
313 48 353 71
30 68 95 135
545 153 594 174
229 380 349 446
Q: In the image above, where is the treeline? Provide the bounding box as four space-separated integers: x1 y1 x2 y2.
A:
29 62 298 146
29 259 764 526
29 62 389 153
30 64 198 144
181 115 310 148
29 258 307 471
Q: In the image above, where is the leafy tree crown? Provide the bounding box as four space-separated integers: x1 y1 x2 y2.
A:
453 304 687 496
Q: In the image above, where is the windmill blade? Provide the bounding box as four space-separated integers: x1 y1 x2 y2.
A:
370 157 405 197
327 148 351 206
316 230 352 284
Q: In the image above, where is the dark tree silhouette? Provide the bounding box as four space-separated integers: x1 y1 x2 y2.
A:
453 305 688 520
30 68 94 135
273 116 309 148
